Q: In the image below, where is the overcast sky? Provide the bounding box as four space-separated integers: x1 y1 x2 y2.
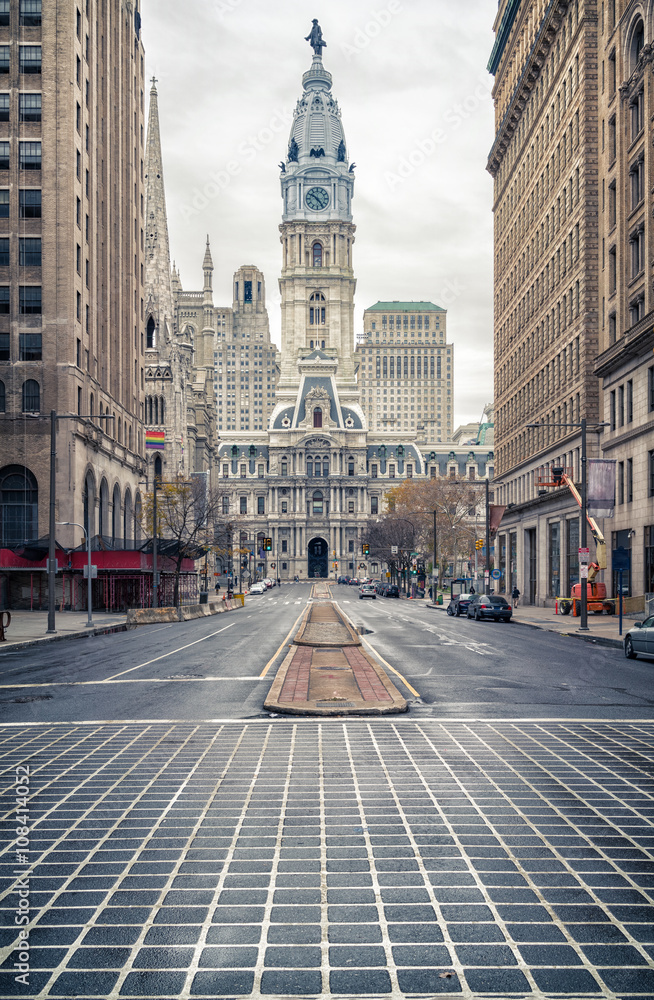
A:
139 0 497 429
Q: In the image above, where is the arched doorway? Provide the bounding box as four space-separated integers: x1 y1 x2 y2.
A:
308 536 328 579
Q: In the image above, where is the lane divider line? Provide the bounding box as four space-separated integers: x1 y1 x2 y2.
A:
259 605 310 678
360 636 420 697
103 622 237 681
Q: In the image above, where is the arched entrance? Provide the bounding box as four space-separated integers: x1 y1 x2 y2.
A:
308 537 328 578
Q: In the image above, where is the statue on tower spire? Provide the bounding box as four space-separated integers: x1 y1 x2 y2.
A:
305 19 326 56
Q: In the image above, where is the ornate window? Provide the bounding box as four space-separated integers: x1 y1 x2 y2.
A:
629 18 644 75
0 465 38 544
22 378 39 412
146 315 155 349
312 491 323 515
309 291 326 326
313 407 322 428
312 242 322 267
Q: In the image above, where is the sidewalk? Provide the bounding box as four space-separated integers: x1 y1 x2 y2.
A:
426 599 635 648
0 609 128 649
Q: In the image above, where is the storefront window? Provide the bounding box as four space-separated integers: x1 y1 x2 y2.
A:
499 534 507 592
509 532 517 593
566 517 579 593
646 525 654 595
548 522 561 597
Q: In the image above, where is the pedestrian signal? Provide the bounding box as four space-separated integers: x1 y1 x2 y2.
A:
263 537 272 551
362 543 370 555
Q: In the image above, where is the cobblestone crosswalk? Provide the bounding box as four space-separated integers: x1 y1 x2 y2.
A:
0 720 653 998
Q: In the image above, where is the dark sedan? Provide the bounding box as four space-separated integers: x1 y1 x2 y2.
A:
384 585 400 598
446 593 475 617
467 594 512 622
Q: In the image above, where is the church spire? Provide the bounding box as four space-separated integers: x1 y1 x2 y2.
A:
145 77 171 284
203 235 214 274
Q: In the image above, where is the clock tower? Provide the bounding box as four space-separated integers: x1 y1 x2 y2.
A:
278 40 357 387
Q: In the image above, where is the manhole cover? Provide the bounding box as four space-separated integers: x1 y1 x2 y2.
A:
315 700 356 708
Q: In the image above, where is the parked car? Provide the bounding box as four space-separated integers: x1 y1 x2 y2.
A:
467 594 512 622
447 593 475 617
262 578 273 589
359 584 376 600
249 582 266 595
384 585 400 598
624 615 654 660
349 578 360 586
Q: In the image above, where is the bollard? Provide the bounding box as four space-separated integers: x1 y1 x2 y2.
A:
0 610 10 641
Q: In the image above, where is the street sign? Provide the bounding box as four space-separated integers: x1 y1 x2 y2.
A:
580 565 589 579
386 571 391 578
612 546 631 572
578 547 590 563
46 559 59 573
390 546 398 555
491 569 501 580
83 565 98 579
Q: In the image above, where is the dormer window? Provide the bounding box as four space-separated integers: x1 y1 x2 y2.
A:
312 242 322 267
313 407 322 428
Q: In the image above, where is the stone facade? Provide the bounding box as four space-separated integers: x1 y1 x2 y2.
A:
488 0 604 605
594 1 654 598
356 301 452 441
143 80 217 487
0 0 147 587
211 46 495 584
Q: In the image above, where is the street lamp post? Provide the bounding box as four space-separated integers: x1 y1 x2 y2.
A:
57 521 93 627
47 410 115 634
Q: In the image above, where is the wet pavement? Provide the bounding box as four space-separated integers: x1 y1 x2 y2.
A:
1 719 653 999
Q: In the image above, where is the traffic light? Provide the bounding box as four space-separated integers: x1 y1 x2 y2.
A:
362 543 370 555
475 539 484 550
263 537 272 551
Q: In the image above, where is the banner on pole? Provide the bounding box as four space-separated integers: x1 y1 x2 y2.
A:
587 459 615 518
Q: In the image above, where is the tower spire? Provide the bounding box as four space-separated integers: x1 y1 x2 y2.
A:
145 78 171 286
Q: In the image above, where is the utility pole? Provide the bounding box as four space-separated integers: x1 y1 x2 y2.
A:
580 417 588 631
47 410 114 634
485 477 491 588
152 475 159 608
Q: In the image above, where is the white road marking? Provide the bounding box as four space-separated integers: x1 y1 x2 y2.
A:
104 622 238 680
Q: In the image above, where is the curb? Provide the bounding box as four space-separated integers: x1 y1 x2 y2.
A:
0 621 130 653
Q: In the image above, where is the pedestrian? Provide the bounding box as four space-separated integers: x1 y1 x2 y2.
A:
277 577 281 587
469 585 475 595
429 585 433 601
215 580 220 594
512 585 520 607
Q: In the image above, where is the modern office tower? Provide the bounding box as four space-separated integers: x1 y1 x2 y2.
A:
487 0 601 605
356 301 451 441
0 1 146 571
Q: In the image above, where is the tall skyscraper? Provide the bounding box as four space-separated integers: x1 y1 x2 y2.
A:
488 0 601 604
0 0 146 566
594 3 654 599
356 301 452 441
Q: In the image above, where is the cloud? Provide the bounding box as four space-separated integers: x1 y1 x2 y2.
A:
140 0 496 427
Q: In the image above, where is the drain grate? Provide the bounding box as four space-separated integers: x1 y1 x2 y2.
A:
315 700 356 708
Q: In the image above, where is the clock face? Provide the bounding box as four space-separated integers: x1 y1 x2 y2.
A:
305 186 329 211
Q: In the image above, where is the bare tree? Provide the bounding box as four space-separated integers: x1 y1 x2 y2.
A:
141 476 228 606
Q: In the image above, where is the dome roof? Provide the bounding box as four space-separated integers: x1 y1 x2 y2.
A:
287 56 347 165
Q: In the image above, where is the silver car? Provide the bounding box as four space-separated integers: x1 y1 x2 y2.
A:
624 615 654 660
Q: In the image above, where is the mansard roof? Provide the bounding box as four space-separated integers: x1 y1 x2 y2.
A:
366 301 445 312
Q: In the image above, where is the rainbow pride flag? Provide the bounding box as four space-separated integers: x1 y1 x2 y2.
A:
146 429 165 450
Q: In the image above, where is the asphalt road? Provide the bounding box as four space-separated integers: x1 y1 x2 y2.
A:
331 589 654 720
0 585 652 724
